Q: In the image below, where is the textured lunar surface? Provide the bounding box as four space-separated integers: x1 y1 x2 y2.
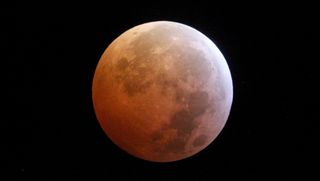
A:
92 21 233 162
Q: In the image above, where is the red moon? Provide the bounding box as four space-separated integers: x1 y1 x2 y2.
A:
92 21 233 162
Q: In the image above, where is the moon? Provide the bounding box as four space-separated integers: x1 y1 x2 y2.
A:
92 21 233 162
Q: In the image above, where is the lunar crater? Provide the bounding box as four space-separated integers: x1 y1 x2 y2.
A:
192 134 207 147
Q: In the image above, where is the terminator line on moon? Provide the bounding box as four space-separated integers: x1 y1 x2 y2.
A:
92 21 233 162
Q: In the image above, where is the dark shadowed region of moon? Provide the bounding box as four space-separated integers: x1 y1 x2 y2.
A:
92 21 233 162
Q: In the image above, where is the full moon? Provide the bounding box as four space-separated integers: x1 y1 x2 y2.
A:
92 21 233 162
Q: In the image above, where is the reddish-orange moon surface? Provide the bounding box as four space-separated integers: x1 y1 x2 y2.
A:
92 21 233 162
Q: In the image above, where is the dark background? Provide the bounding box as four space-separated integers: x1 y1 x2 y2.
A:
3 1 318 180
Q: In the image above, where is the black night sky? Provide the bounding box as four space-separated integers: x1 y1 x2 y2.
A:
3 2 318 180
